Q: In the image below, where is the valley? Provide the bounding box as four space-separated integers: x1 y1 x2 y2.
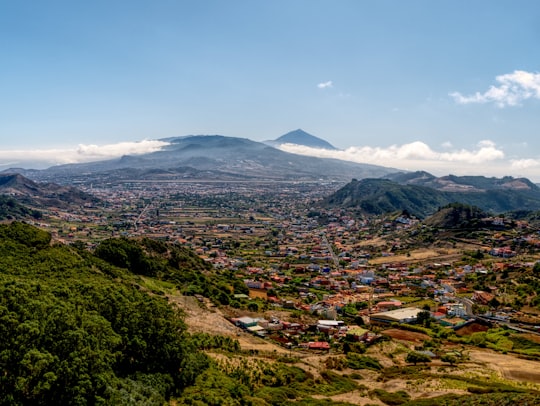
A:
3 173 540 404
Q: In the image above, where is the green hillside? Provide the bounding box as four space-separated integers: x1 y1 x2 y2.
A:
0 222 215 404
323 178 540 218
0 195 41 220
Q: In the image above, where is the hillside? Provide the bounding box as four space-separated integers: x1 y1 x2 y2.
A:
0 222 213 404
0 173 99 209
323 178 450 218
323 177 540 217
0 195 41 220
424 203 489 229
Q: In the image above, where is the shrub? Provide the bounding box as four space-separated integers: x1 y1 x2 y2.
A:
370 388 411 405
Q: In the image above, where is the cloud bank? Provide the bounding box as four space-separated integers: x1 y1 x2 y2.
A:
0 139 169 169
450 70 540 107
278 140 540 181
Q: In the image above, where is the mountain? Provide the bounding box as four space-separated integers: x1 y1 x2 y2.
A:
0 173 99 209
323 176 540 218
9 135 397 185
265 129 337 150
384 171 538 192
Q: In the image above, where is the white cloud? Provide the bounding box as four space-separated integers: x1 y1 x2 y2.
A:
0 139 169 169
317 80 333 89
276 140 540 179
450 70 540 107
279 140 504 165
74 140 169 159
511 159 540 169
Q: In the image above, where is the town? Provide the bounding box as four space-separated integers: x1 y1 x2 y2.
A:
29 179 540 356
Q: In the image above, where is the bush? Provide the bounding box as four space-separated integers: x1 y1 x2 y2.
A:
371 389 411 405
346 353 382 371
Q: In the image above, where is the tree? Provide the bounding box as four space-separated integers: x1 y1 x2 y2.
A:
416 310 432 328
405 351 432 365
441 354 458 366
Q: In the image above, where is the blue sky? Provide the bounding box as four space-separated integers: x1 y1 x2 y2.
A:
2 1 540 180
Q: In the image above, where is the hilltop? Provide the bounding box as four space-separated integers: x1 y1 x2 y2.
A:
423 203 489 229
265 128 337 150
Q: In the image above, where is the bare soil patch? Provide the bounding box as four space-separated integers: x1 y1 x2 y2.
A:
368 247 463 265
454 323 490 336
169 294 290 354
469 349 540 384
382 328 431 343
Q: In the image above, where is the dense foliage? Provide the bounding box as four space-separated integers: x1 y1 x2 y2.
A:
0 222 208 405
0 195 41 220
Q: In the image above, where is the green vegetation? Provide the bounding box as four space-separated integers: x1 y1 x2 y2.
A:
346 353 383 371
0 222 208 405
0 196 41 220
402 392 540 406
405 351 432 365
449 327 540 358
370 388 411 405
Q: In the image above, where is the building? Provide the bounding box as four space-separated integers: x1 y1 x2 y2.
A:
369 307 424 326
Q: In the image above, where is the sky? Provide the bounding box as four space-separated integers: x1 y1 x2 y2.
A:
2 1 540 180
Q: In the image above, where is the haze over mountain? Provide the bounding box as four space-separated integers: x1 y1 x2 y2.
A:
5 134 398 185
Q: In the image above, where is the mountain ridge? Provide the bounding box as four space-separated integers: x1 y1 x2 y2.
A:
323 175 540 218
4 134 397 185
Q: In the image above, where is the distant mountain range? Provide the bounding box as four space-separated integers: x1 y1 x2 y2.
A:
323 172 540 217
5 133 396 184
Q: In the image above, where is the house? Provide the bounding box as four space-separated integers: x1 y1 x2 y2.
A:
246 325 267 337
472 291 495 305
375 300 402 312
369 307 424 326
317 320 345 328
234 316 259 329
302 341 330 351
346 326 369 342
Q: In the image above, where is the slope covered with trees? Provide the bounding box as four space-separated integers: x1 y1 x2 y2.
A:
0 222 210 405
323 178 540 218
0 195 41 220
